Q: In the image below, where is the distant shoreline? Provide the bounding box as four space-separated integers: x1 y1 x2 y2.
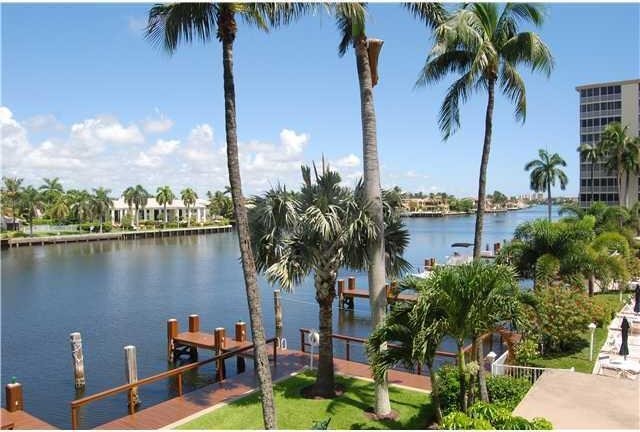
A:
401 205 534 218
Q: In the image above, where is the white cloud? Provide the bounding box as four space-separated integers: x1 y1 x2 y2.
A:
23 114 66 133
141 110 174 134
149 139 179 156
334 153 360 168
69 115 144 156
279 129 308 157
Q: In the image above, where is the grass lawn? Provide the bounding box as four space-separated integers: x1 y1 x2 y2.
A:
177 371 433 430
530 292 623 373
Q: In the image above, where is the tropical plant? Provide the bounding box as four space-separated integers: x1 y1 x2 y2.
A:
68 189 94 223
18 186 44 237
249 163 409 398
600 123 640 208
442 401 552 430
123 186 137 220
485 376 532 410
155 186 175 225
1 176 24 228
92 187 113 233
180 188 198 227
134 185 150 226
145 4 306 427
39 177 64 206
418 3 553 259
578 141 604 207
525 149 569 222
207 189 233 219
48 194 71 223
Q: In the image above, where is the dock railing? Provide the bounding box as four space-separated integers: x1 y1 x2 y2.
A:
491 359 574 385
69 337 277 430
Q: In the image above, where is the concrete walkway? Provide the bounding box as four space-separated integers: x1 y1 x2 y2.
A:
513 370 640 429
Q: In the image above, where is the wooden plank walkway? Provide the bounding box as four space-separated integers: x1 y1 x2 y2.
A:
0 408 56 430
95 349 430 429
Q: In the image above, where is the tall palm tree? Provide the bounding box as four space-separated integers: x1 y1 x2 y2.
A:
155 185 175 225
92 187 113 233
578 142 604 206
418 3 553 259
49 194 71 224
1 176 24 229
39 177 64 206
180 187 198 227
145 4 306 427
600 123 638 208
207 190 233 219
19 186 44 237
134 185 150 226
249 163 410 398
123 186 137 220
525 149 569 222
68 189 94 223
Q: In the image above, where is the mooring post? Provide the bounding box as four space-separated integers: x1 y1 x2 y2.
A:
424 258 430 271
69 332 86 388
167 319 178 362
5 380 23 412
273 290 283 330
347 277 356 309
337 279 345 309
124 345 140 411
235 321 247 374
214 327 226 381
188 314 200 360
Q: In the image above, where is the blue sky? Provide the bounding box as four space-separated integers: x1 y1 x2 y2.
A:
1 3 639 198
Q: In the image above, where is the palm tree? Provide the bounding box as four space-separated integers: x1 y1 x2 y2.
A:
134 185 150 226
578 142 604 206
600 123 638 208
19 186 44 237
92 187 113 233
155 186 175 225
49 194 70 224
418 3 553 259
180 188 198 227
145 4 306 427
1 176 24 229
68 189 94 223
207 190 233 219
39 177 64 206
524 149 569 222
249 162 410 398
123 186 137 220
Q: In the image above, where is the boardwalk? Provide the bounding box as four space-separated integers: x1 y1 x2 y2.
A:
95 349 430 430
1 408 56 430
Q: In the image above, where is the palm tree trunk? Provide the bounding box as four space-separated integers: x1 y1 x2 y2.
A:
354 36 390 416
220 14 276 429
164 204 167 224
590 161 595 205
547 182 552 222
476 336 489 402
625 170 630 208
473 78 496 260
187 206 191 227
99 215 103 233
456 340 467 412
588 274 595 297
29 216 33 237
313 269 337 398
427 363 443 424
135 204 139 226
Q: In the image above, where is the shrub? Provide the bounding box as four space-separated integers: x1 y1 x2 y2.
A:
436 364 461 414
166 222 179 229
513 339 539 366
443 402 552 430
531 417 553 429
486 376 532 410
78 222 112 233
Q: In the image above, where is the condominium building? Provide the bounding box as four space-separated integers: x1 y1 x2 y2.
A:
578 79 640 207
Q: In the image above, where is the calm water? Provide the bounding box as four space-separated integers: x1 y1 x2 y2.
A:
0 205 555 428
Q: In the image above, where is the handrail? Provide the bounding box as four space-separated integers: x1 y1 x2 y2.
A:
70 337 277 429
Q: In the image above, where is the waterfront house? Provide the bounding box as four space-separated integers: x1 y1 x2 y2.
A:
111 197 210 224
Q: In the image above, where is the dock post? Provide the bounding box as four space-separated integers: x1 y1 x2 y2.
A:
235 321 247 374
214 327 226 381
5 380 23 412
274 290 283 330
69 332 86 388
188 314 199 360
424 259 430 271
337 279 345 309
124 345 140 410
347 277 356 309
167 319 178 362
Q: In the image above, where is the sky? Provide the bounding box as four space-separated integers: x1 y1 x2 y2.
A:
1 2 639 198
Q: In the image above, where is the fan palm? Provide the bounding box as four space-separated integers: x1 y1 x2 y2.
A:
600 123 638 208
155 186 175 225
1 176 24 229
249 162 409 398
145 4 307 427
418 3 553 259
578 142 604 206
92 187 113 233
39 177 64 205
180 187 198 227
524 149 569 222
19 186 44 237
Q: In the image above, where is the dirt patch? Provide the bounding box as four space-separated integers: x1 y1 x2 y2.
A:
364 407 400 421
300 383 346 399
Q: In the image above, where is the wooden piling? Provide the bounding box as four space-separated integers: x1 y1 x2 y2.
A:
348 277 356 291
167 319 178 362
235 321 247 374
5 381 23 412
69 332 86 388
188 314 200 332
274 290 283 330
124 345 140 409
214 327 226 381
337 279 345 309
424 259 429 271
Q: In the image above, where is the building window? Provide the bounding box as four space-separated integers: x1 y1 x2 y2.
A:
614 86 621 94
581 89 586 97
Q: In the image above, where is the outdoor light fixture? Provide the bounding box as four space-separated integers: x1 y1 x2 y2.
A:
588 322 597 362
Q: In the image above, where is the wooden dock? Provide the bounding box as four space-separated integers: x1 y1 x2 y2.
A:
6 225 232 248
337 277 417 310
1 408 56 430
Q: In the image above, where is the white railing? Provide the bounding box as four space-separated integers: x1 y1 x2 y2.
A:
491 356 574 385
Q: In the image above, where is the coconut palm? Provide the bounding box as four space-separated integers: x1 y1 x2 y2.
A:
92 187 113 233
1 176 24 229
600 123 638 208
123 186 137 220
578 142 604 206
524 149 569 222
39 177 64 205
145 4 307 427
207 190 233 219
68 189 94 223
418 3 554 259
180 187 198 227
249 162 409 398
49 194 70 223
134 185 150 226
19 186 44 237
155 186 175 225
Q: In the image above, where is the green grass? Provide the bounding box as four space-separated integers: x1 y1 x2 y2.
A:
177 371 433 430
530 292 623 373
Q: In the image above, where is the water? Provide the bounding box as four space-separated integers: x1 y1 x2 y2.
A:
0 205 554 428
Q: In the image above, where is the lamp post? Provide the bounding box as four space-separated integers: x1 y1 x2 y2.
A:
588 322 597 362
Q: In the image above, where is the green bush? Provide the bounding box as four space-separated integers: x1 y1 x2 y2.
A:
436 364 461 414
78 222 112 233
513 339 540 366
165 222 179 229
531 417 553 429
486 376 532 410
443 402 552 430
